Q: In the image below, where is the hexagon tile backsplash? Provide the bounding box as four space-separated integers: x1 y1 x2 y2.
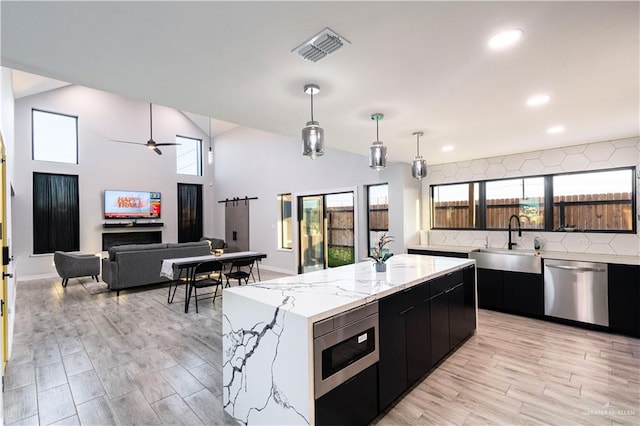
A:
424 136 640 257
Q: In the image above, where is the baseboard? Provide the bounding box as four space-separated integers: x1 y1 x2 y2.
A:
17 272 58 282
259 264 295 275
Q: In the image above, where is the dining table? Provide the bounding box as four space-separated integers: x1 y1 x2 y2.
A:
160 251 267 312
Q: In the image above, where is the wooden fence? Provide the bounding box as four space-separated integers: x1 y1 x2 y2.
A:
327 206 354 247
433 193 632 230
326 203 389 248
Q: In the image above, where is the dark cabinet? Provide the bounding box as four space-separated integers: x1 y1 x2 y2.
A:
407 248 469 259
477 268 543 317
405 300 431 385
448 283 466 350
503 271 543 317
608 264 640 337
477 268 503 310
378 266 477 412
463 265 477 336
315 364 378 426
378 283 430 410
378 292 409 410
429 291 449 364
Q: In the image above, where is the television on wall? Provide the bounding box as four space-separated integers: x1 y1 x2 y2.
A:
104 190 161 219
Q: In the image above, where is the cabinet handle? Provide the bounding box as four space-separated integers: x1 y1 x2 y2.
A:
399 306 415 315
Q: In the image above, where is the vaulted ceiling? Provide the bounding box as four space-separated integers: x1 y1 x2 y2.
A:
2 1 638 164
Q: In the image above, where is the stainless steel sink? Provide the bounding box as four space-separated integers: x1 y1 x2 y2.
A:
469 249 542 274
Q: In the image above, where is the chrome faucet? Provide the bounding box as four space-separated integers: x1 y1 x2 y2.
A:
508 214 522 250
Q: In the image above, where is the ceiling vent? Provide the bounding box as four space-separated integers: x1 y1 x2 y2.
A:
292 27 350 62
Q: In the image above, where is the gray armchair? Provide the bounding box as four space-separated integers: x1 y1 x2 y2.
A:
54 251 100 288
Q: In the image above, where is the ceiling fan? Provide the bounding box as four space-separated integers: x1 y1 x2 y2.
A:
111 103 180 155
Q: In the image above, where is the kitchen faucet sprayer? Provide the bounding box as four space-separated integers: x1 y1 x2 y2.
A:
508 214 522 250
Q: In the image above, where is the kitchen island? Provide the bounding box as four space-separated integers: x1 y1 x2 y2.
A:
222 254 476 425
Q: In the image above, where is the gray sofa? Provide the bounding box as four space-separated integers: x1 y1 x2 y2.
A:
102 241 211 294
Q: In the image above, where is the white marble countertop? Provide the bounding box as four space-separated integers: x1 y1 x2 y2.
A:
408 244 639 266
223 254 474 323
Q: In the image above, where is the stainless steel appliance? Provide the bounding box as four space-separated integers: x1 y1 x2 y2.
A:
544 259 608 326
313 301 379 399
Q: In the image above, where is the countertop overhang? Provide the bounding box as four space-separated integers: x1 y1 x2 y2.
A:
223 254 474 323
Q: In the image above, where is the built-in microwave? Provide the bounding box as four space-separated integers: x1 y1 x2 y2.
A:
313 301 379 399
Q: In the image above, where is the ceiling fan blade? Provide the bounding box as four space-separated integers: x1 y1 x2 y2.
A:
154 147 162 155
154 143 181 147
111 139 146 146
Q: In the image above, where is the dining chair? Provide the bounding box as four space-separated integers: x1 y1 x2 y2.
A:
224 257 256 287
188 260 224 313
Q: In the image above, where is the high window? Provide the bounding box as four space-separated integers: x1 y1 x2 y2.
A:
486 177 544 229
431 182 479 229
278 193 292 250
176 135 202 176
32 109 78 164
553 169 634 231
367 184 389 254
430 167 636 233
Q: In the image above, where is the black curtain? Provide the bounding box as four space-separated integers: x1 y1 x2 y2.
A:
33 172 79 254
177 183 203 243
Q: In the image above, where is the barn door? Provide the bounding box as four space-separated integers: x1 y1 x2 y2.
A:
225 199 250 252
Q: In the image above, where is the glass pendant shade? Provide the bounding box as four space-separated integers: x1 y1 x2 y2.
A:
302 84 324 159
207 118 213 165
411 156 426 179
369 141 387 170
369 113 387 170
411 131 427 179
302 121 324 159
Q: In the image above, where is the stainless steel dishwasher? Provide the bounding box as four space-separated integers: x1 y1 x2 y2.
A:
544 259 608 326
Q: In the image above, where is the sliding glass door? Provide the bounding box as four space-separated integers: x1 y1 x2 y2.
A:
299 196 325 273
298 192 355 274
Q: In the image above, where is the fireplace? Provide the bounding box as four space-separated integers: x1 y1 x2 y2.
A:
102 231 162 251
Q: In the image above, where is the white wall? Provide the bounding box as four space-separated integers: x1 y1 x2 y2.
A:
212 126 421 274
422 136 640 256
13 85 212 277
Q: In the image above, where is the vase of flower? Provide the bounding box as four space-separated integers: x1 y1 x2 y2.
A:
370 233 394 272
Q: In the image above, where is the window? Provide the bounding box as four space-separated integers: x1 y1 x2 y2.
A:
32 109 78 164
553 169 634 231
486 177 544 229
176 135 202 176
278 193 292 250
33 172 79 254
430 166 636 233
367 184 389 254
431 182 479 229
177 183 203 242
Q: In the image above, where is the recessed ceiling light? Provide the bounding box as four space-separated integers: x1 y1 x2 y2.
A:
526 94 550 107
547 125 565 134
488 29 523 50
441 145 454 152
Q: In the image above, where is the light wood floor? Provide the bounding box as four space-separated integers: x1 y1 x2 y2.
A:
4 273 639 425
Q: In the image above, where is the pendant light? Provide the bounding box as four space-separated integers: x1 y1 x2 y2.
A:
411 131 427 180
207 118 213 165
369 113 387 170
302 84 324 159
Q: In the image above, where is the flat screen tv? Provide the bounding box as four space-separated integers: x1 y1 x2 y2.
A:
104 190 161 220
